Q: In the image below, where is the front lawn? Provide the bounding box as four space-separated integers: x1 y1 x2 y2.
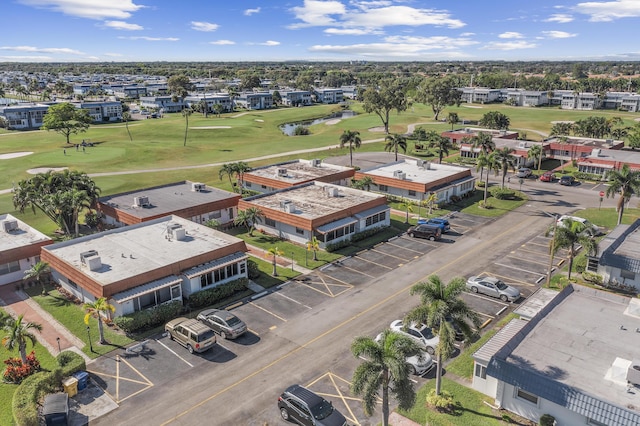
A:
249 256 301 288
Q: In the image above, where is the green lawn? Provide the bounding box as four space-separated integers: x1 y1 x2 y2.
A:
248 256 301 289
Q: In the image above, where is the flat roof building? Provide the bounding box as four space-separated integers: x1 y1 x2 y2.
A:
0 214 53 286
243 159 355 194
96 180 241 227
441 127 519 146
238 182 389 248
41 215 248 317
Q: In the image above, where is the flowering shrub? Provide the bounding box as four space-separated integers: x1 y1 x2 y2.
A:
3 351 41 384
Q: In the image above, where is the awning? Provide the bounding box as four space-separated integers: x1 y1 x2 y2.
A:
578 162 614 169
183 251 248 279
111 275 182 303
316 217 358 234
354 204 389 220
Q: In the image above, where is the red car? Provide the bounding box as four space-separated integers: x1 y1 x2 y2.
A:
539 172 555 182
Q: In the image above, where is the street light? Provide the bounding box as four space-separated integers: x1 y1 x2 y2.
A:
56 337 61 354
291 252 295 271
86 326 94 353
542 211 558 288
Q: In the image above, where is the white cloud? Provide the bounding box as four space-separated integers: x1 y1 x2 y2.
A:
324 27 383 35
289 0 346 28
0 45 84 55
574 0 640 22
118 36 179 41
103 20 143 30
209 40 236 45
542 30 577 38
545 13 574 23
191 21 219 32
460 32 475 37
499 32 524 39
18 0 144 20
244 7 261 16
481 40 537 50
260 40 280 46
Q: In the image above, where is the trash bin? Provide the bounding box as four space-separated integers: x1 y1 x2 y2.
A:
62 377 78 398
43 393 69 426
73 371 89 391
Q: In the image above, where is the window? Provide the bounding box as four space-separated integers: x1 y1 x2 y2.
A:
621 270 636 280
515 388 538 405
265 218 276 227
68 279 78 289
210 211 222 219
246 182 252 187
0 261 20 276
587 418 608 426
261 185 267 189
474 364 486 379
378 184 388 191
408 190 416 196
295 227 304 235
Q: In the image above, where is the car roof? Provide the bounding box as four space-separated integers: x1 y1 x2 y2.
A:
475 276 499 284
284 384 324 406
201 309 237 322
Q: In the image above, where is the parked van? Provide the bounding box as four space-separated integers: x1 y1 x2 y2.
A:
165 317 216 353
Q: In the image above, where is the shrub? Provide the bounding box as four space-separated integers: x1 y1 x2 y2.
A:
293 125 310 135
476 181 486 188
574 256 587 273
351 226 386 242
325 239 352 252
426 389 456 413
490 187 516 200
582 271 603 285
3 352 41 384
539 414 556 426
186 278 249 309
247 259 261 279
56 350 86 376
114 300 183 333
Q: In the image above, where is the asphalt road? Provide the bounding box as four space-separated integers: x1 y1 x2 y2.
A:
90 181 617 426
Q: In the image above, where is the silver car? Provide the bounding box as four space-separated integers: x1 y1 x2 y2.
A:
389 320 439 355
197 309 247 339
374 333 435 375
466 276 521 302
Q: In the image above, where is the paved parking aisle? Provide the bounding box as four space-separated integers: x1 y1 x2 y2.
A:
370 240 426 262
447 212 492 234
338 254 392 277
306 372 367 426
459 292 510 325
319 262 371 286
290 274 353 298
385 235 438 255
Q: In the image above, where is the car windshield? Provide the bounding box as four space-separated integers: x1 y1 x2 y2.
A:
226 316 242 327
311 399 334 420
418 327 434 339
495 281 508 290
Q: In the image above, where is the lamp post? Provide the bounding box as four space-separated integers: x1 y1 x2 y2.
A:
305 248 308 267
291 252 295 271
543 211 558 288
56 337 61 354
86 326 94 353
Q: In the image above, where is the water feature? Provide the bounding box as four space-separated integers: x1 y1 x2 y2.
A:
280 110 356 136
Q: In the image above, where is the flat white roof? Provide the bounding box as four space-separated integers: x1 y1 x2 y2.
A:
360 158 471 185
0 214 51 251
245 159 352 184
44 215 245 286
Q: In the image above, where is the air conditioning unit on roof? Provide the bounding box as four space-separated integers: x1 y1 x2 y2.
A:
191 182 206 192
311 159 321 167
2 219 19 233
277 168 288 177
134 196 150 207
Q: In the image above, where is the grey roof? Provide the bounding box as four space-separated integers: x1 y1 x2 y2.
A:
111 275 181 303
183 252 248 279
316 217 357 234
513 287 559 320
481 284 640 425
473 318 527 363
599 219 640 273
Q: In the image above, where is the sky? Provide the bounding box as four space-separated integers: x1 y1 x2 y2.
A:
2 0 640 62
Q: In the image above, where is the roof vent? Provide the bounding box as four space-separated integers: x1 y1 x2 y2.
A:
311 159 321 167
191 182 206 192
133 196 150 207
627 359 640 386
80 250 102 271
326 186 339 197
518 141 528 149
591 148 602 157
2 219 19 233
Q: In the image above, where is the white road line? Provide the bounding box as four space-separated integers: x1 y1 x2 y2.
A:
273 291 312 309
494 262 546 279
155 339 194 367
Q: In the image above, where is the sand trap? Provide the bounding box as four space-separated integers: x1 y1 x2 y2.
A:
369 126 386 132
190 126 232 129
0 151 33 160
462 105 483 109
551 120 575 124
27 167 68 175
324 119 341 125
255 119 264 122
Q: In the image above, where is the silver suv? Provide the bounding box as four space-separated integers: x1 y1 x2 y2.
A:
165 317 216 353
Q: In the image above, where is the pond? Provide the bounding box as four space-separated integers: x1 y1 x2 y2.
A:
280 110 356 136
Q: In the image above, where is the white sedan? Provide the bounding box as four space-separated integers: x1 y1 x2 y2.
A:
389 320 439 355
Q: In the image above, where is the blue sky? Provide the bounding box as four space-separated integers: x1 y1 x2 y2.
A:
3 0 640 62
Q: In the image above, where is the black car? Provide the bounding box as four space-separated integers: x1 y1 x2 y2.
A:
407 224 442 241
559 175 576 186
278 384 347 426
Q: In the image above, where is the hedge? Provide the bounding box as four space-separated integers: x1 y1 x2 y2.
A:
12 351 85 426
113 300 183 334
186 278 249 309
490 187 516 200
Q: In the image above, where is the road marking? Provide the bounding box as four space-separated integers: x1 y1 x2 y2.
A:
494 262 546 279
464 291 510 308
155 339 194 367
353 254 392 270
88 354 154 403
248 328 260 336
295 274 352 297
161 214 540 425
273 290 312 309
334 262 376 277
385 240 428 254
370 247 411 261
505 254 549 267
249 301 288 322
478 271 531 286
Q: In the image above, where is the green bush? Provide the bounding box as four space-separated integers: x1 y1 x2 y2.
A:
574 256 587 273
582 271 603 285
539 414 556 426
114 300 182 333
351 226 387 242
247 259 261 279
325 239 352 252
426 389 456 413
574 171 602 181
57 350 86 376
490 187 516 200
186 278 249 309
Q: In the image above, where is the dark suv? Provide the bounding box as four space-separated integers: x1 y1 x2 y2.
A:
278 384 347 426
407 224 442 241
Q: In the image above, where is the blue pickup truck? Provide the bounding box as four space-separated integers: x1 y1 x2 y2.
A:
417 217 451 233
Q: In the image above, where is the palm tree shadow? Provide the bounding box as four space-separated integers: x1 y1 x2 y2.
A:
49 295 73 307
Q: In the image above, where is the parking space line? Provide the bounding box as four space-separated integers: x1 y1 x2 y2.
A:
474 310 495 319
494 262 547 280
465 291 510 308
384 241 427 254
505 254 549 267
516 246 551 256
482 272 537 286
273 290 312 309
155 339 194 367
334 262 376 278
354 255 392 269
369 247 410 261
249 301 288 322
307 372 364 425
294 275 352 298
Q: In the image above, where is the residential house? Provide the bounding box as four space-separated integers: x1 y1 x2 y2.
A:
139 96 184 113
578 148 640 178
184 94 233 113
543 136 624 164
0 103 49 130
313 88 343 104
235 92 273 110
441 127 519 146
459 87 501 104
279 90 312 107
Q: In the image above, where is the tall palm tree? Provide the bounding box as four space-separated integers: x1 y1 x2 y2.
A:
218 163 236 190
233 161 252 193
307 236 320 261
446 112 459 131
405 275 480 396
493 147 517 188
471 132 495 182
234 208 263 236
67 188 91 237
351 330 421 426
182 107 193 146
547 218 598 280
400 198 413 223
476 152 497 204
265 247 284 276
2 314 42 364
339 130 362 167
429 135 454 164
606 164 640 225
83 297 115 345
23 261 50 295
527 144 543 171
384 133 407 161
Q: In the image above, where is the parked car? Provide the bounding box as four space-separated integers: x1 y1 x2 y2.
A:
165 317 216 353
277 384 347 426
197 308 247 339
559 175 576 186
417 217 451 233
539 171 555 182
516 168 532 178
375 333 435 375
389 320 439 355
556 215 601 236
407 224 442 241
465 276 521 302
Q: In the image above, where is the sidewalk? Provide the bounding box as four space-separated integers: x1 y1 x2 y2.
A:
0 283 90 362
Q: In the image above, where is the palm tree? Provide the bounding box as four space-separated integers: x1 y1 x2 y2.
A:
476 152 497 204
307 236 320 261
265 247 284 276
384 133 407 161
83 297 115 345
527 144 543 171
547 218 598 280
218 163 236 190
471 132 495 182
446 112 459 130
352 176 374 191
424 192 438 216
339 130 362 167
233 162 252 193
234 208 263 236
182 107 193 146
67 188 91 237
2 314 42 364
351 329 421 426
493 147 517 188
606 164 640 225
405 275 480 396
429 135 454 164
23 261 50 295
400 198 413 223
